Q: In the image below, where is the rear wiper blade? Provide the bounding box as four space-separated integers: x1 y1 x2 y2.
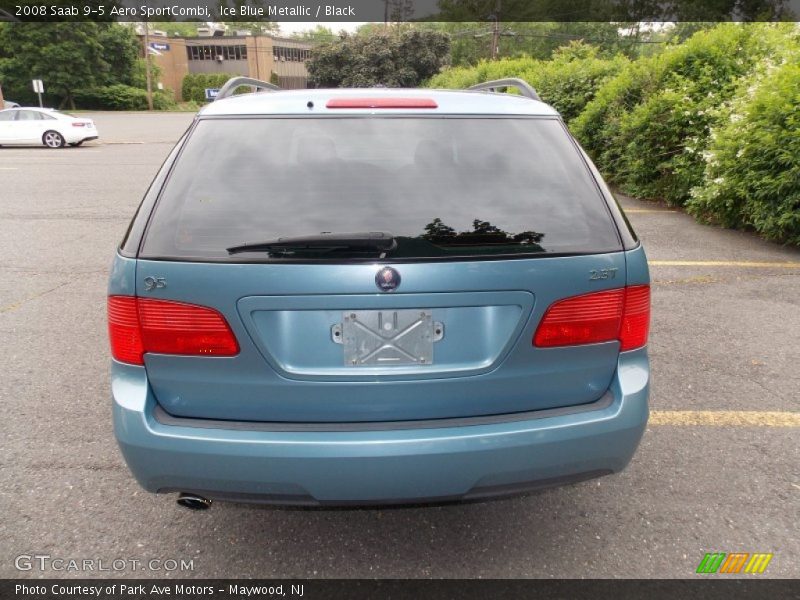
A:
226 231 397 255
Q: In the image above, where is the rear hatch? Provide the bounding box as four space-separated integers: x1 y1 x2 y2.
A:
134 112 626 423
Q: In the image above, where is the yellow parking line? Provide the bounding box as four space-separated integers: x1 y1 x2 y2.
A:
625 209 678 214
650 411 800 427
649 260 800 268
0 282 70 314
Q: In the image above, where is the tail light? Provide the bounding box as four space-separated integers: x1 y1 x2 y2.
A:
108 296 239 365
107 296 143 365
534 285 650 350
618 285 650 351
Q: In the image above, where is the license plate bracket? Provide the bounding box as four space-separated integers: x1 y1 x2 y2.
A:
332 309 444 367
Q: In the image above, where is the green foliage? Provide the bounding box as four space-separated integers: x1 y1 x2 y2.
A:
570 59 657 165
432 0 786 23
131 59 162 90
149 89 178 111
220 22 279 35
148 22 206 38
430 22 800 245
96 24 141 87
687 60 800 244
427 41 628 123
0 23 139 109
74 85 176 111
532 43 628 123
572 23 798 206
308 30 450 88
416 22 647 67
181 73 241 104
290 25 337 44
612 87 707 202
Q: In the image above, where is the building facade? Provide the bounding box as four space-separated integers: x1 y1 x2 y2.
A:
141 34 313 101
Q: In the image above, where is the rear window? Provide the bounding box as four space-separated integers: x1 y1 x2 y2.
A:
140 117 622 261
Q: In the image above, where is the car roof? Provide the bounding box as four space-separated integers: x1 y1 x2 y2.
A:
1 107 57 113
199 88 560 117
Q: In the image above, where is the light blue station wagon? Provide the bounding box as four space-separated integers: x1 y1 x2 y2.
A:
109 78 650 508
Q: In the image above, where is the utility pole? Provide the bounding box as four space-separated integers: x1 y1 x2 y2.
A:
143 20 154 111
490 0 501 60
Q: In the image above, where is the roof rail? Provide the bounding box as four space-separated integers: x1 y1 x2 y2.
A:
215 77 280 101
467 78 541 102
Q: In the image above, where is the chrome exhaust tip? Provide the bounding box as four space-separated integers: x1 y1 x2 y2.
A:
176 493 212 510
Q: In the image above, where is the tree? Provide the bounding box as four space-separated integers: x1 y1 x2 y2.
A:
433 0 788 22
291 25 337 45
219 22 279 35
415 21 650 67
0 23 138 108
385 0 414 22
308 30 450 88
97 24 140 87
147 21 206 38
145 21 278 38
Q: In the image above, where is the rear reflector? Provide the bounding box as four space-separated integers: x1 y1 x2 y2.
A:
326 98 438 109
533 285 650 350
108 296 239 365
72 122 86 127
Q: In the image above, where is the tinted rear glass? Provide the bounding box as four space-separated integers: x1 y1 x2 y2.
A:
141 117 621 261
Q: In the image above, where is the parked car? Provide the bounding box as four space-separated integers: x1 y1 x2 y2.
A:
3 100 20 109
109 77 650 509
0 107 98 147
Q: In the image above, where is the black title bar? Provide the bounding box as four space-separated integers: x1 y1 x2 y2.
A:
0 0 798 22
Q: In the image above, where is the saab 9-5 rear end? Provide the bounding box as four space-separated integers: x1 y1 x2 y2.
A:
109 78 650 508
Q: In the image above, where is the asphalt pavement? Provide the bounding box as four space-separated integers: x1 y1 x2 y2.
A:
0 112 797 579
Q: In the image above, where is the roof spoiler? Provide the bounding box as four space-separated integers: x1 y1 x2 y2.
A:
215 77 280 101
467 78 541 102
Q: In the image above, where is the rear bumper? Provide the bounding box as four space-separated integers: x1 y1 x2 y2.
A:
63 129 97 144
112 349 649 505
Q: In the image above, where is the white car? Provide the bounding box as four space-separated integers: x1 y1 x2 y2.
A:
0 107 99 148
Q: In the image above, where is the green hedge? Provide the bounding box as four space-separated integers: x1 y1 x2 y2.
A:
73 84 176 110
428 42 628 123
687 60 800 244
427 24 800 245
572 23 797 206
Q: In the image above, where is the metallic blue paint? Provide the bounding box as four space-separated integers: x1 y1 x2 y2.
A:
126 251 629 422
109 246 650 503
108 87 652 503
112 346 648 503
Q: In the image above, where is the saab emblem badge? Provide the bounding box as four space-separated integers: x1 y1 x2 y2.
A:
375 267 401 292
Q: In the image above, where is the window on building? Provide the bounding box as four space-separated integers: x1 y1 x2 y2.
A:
273 46 309 62
187 44 247 62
